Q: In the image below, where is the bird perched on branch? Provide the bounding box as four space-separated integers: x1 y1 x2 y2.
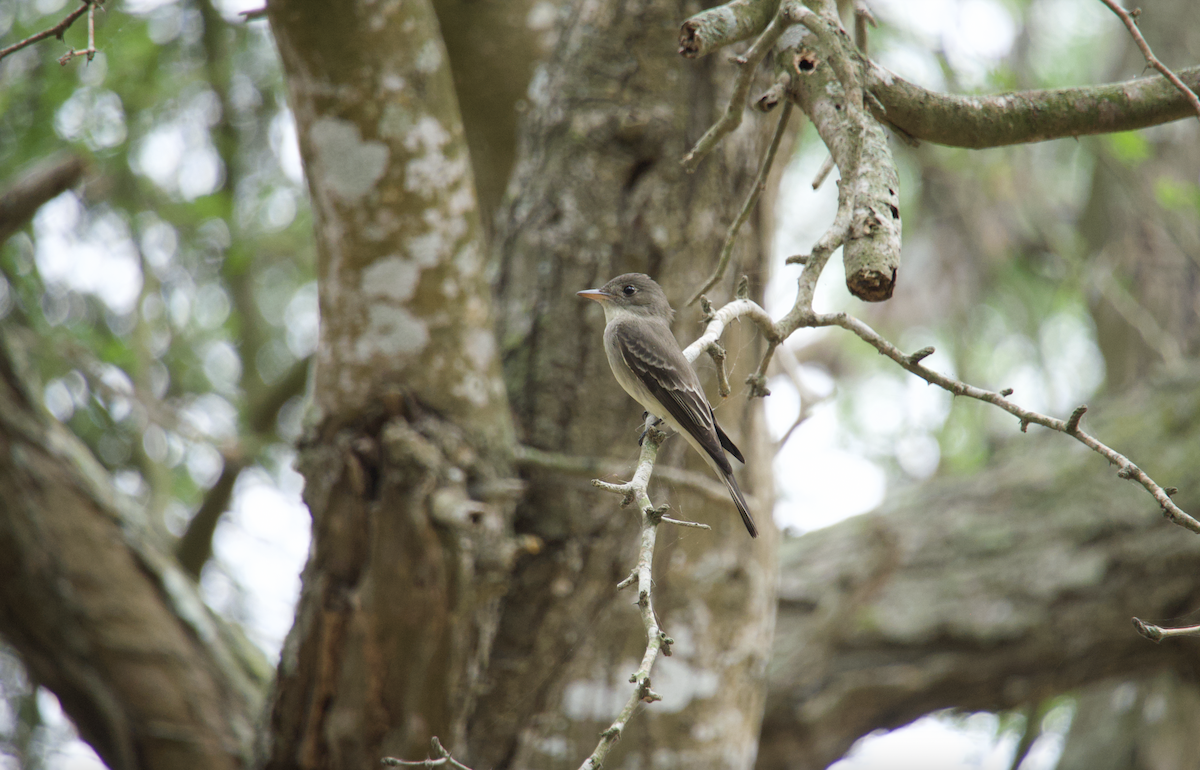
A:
577 273 757 537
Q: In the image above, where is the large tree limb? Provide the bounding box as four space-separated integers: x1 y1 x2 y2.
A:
0 153 86 245
867 64 1200 148
756 371 1200 770
0 335 267 770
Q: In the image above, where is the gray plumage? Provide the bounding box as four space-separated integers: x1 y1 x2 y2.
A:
577 273 757 538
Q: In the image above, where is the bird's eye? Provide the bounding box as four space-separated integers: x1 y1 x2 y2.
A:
622 285 636 296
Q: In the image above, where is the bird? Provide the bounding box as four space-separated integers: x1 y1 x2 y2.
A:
577 273 757 537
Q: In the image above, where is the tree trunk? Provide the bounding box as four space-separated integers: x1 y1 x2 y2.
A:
471 0 782 766
263 0 782 766
261 0 518 766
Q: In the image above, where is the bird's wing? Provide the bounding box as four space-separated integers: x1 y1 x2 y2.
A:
612 320 732 474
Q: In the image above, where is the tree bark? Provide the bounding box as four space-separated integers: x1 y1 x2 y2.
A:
468 0 783 766
262 0 519 767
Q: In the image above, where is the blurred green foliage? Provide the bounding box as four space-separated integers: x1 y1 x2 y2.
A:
0 0 313 538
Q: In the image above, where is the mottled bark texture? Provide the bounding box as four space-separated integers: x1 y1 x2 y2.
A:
263 0 517 767
0 335 266 770
756 370 1200 770
469 0 781 766
774 8 901 302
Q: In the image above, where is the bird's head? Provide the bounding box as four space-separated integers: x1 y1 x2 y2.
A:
576 273 674 322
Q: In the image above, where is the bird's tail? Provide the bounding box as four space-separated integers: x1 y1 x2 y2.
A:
723 471 758 538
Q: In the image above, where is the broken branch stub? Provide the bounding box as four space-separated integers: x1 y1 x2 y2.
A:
679 0 782 58
776 19 901 302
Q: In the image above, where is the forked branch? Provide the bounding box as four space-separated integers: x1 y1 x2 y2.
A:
1097 0 1200 122
583 426 703 770
0 0 100 62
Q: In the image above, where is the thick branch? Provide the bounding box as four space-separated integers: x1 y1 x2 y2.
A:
679 0 781 58
0 335 265 770
780 3 901 301
867 63 1200 148
1097 0 1200 122
0 153 86 244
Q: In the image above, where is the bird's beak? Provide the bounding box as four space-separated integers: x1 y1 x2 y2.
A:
576 289 612 303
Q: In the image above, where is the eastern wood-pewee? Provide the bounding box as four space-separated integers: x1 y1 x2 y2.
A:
578 273 757 537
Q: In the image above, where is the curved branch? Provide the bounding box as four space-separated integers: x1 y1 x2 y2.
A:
1097 0 1200 122
811 310 1200 534
867 63 1200 148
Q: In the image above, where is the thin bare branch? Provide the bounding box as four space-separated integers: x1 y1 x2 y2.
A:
56 0 101 65
682 10 793 171
583 429 672 770
811 310 1200 535
685 297 780 364
688 101 794 305
1132 617 1200 642
1097 0 1200 123
0 0 95 62
514 443 731 504
382 737 474 770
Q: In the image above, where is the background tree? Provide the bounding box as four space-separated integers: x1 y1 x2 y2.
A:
0 1 1198 770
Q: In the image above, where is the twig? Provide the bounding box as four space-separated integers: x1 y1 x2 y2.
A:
811 153 835 190
853 0 876 55
660 515 712 530
688 102 794 305
382 736 474 770
57 0 101 65
708 342 732 398
1097 0 1200 123
682 9 793 171
514 443 732 504
1132 617 1200 642
0 0 94 62
810 310 1200 535
583 431 672 770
